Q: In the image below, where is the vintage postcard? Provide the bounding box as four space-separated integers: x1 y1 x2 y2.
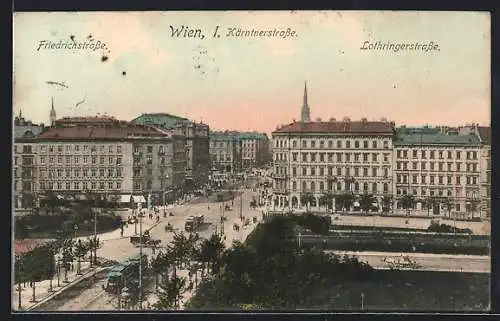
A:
12 11 490 312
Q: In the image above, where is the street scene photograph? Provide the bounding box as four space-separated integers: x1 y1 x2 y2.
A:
12 11 490 312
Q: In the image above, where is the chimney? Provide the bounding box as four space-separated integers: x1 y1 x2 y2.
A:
343 117 351 122
380 117 387 122
361 117 367 122
315 117 322 122
329 117 336 122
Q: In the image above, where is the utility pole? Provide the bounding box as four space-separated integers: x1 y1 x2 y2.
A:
138 203 143 310
17 254 22 310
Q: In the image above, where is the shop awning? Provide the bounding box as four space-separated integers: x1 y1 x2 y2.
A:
132 195 146 203
119 195 132 203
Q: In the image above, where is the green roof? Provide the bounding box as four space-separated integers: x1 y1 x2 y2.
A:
131 113 189 130
210 131 267 141
395 127 441 135
394 133 480 146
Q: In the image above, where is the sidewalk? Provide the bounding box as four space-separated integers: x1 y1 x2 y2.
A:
12 261 92 311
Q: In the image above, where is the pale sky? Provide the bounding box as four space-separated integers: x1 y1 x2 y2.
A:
13 11 490 133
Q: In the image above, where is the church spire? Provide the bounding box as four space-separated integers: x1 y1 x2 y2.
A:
50 96 57 126
300 81 311 122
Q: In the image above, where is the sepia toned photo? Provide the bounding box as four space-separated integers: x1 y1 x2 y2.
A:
12 11 491 312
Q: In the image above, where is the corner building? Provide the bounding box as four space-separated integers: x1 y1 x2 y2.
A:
35 119 185 206
272 118 395 209
393 127 482 218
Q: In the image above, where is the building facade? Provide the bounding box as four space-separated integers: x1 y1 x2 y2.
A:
209 131 242 174
131 113 210 189
34 119 181 206
239 132 270 169
13 113 44 211
393 127 482 218
458 125 491 218
272 118 395 209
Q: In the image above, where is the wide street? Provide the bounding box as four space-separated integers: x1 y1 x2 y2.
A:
42 187 263 311
327 250 490 273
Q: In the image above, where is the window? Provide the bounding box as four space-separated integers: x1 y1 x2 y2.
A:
456 151 461 159
430 151 435 159
58 145 63 152
328 140 333 148
66 182 71 190
345 153 351 162
92 156 97 164
456 176 461 185
66 156 71 164
100 156 105 164
372 154 378 162
311 153 316 162
372 141 377 149
456 163 461 171
363 183 368 192
65 169 71 177
337 168 341 176
147 155 153 164
421 150 426 159
383 183 388 193
372 167 377 177
319 167 324 176
117 157 122 165
302 167 307 176
92 169 97 177
74 169 79 177
319 140 325 149
311 140 316 148
355 141 359 148
337 153 342 162
147 146 153 153
311 167 316 176
75 157 79 164
100 169 105 177
355 167 360 176
337 141 342 148
372 183 377 193
439 151 443 159
40 156 45 164
109 156 113 164
117 145 122 153
421 162 426 170
320 182 324 191
100 182 105 189
346 141 351 148
363 167 368 177
363 153 368 162
412 150 418 158
384 154 389 162
319 153 325 162
447 151 452 159
413 175 418 184
363 141 368 149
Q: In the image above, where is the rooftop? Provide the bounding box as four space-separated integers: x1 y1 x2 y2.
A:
272 121 394 135
477 126 491 145
54 116 127 126
131 113 190 130
38 124 171 141
394 133 481 146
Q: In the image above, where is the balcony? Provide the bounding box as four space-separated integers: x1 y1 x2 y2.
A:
158 151 165 156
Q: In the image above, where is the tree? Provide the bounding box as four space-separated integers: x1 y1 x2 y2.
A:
443 198 454 219
42 190 59 216
319 192 335 213
61 239 74 282
335 193 355 213
381 195 392 215
300 193 315 212
155 275 187 310
73 239 88 275
423 197 434 216
198 233 225 276
469 199 481 220
399 194 416 216
359 193 376 215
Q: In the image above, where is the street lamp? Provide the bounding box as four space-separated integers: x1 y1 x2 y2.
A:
73 224 79 239
55 253 62 287
16 254 22 310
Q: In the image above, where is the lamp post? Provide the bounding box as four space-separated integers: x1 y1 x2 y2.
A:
16 254 22 310
73 224 78 239
55 253 62 287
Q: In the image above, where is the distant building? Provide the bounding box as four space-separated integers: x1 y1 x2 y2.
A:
35 119 184 206
458 124 491 217
13 112 44 211
393 126 482 218
237 132 270 169
209 131 242 174
131 113 210 189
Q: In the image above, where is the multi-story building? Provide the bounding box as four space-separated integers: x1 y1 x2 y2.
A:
393 126 482 218
35 118 184 206
238 132 270 169
209 131 242 174
272 118 394 209
131 113 210 189
271 82 394 210
458 124 491 218
13 112 44 211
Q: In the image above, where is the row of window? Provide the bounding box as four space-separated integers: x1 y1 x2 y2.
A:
40 168 123 178
395 188 478 199
40 181 122 191
133 145 169 153
395 161 478 172
396 149 478 160
133 169 169 177
39 144 123 154
285 181 391 194
39 155 122 166
133 155 168 165
396 174 479 185
275 138 391 150
275 166 391 178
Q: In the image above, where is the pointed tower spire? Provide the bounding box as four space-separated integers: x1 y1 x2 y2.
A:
18 109 22 119
300 81 311 122
50 96 57 126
